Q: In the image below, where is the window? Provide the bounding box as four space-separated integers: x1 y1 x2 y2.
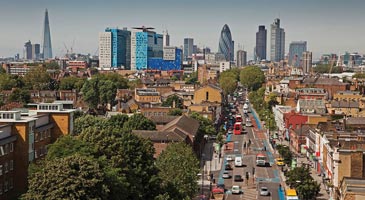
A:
47 130 51 138
10 160 13 171
4 180 8 192
4 144 8 155
4 162 8 173
40 131 44 140
9 177 13 190
0 146 4 156
0 165 2 176
206 91 209 101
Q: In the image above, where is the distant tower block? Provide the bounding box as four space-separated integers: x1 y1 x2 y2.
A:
42 9 53 59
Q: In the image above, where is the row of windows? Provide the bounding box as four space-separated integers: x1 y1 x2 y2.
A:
0 143 14 157
35 146 48 159
0 113 14 119
39 105 60 110
0 160 14 176
35 130 51 142
144 112 168 117
0 178 14 195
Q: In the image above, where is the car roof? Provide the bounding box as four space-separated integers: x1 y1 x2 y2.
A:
261 187 268 189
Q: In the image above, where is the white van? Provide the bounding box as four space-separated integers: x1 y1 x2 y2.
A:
235 156 243 167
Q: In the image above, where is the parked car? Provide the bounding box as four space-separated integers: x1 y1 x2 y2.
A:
234 175 243 182
225 163 233 170
260 187 270 196
212 185 225 194
226 155 234 161
222 171 231 179
232 185 241 194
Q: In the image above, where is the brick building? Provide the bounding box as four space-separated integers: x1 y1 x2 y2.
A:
193 84 223 104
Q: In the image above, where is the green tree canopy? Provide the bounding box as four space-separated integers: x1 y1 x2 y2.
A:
162 95 183 109
190 112 216 136
219 70 238 95
353 73 365 79
81 77 100 109
107 114 129 129
313 64 342 74
168 108 183 116
59 76 86 90
123 114 156 131
0 73 17 90
240 66 265 91
23 66 52 90
73 115 108 135
8 88 31 104
276 145 293 165
156 143 200 199
185 71 198 84
285 166 320 200
22 155 110 200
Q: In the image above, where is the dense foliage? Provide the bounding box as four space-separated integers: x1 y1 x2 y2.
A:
285 166 320 200
219 69 238 95
240 66 265 91
162 95 183 109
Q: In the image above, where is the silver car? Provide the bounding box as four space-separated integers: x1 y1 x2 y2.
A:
260 187 270 196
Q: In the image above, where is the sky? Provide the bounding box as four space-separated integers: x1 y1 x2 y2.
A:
1 0 365 60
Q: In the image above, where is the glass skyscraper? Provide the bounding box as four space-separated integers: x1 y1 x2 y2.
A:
42 9 52 59
288 41 307 67
218 24 234 62
131 29 163 71
183 38 194 61
99 28 131 69
270 18 285 62
256 25 267 61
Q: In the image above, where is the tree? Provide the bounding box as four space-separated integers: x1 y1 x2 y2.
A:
44 61 60 70
168 108 183 116
353 73 365 79
285 166 320 200
123 114 156 131
98 79 117 106
240 66 265 91
81 77 99 109
22 155 110 200
276 145 293 165
185 71 198 84
79 127 160 199
0 73 17 90
162 95 183 109
190 112 216 136
59 76 86 90
8 88 31 104
219 70 238 95
46 136 96 160
128 78 142 90
107 114 129 128
156 143 200 199
23 66 52 90
73 115 108 135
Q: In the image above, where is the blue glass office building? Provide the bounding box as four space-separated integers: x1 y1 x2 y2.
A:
288 41 307 67
133 31 163 70
105 28 131 69
148 48 182 70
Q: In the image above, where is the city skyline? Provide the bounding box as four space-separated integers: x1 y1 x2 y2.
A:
1 0 365 60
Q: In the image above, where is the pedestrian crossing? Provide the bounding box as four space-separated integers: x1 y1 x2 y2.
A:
242 187 257 199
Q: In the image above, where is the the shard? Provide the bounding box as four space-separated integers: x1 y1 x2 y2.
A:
42 9 52 59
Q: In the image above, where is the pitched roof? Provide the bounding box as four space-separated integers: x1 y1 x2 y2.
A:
293 125 312 135
161 115 200 136
132 130 186 142
346 117 365 125
149 116 179 124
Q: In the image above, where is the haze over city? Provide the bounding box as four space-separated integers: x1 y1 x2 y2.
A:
1 0 365 59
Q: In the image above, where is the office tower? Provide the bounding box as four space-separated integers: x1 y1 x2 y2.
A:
218 24 234 62
99 28 131 69
24 40 32 60
32 44 40 60
163 30 170 47
256 25 267 61
131 27 163 71
42 9 52 59
193 45 198 54
270 18 285 62
302 51 312 74
236 50 247 67
289 41 307 67
183 38 194 61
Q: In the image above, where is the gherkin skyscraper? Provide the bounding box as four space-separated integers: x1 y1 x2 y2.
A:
218 24 234 62
42 9 52 59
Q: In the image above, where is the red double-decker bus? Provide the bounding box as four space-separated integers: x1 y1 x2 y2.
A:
233 122 242 135
235 114 242 123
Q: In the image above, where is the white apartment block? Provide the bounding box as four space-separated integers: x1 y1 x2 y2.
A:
98 32 112 68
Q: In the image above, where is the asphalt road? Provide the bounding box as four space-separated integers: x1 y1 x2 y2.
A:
221 102 282 200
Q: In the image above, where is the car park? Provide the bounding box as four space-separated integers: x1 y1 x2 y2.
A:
260 187 270 196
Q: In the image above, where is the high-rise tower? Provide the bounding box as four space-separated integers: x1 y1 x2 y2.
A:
288 41 307 67
218 24 234 62
270 18 285 62
42 9 52 59
183 38 194 61
256 25 267 61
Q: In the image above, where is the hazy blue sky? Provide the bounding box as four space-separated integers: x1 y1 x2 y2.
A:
1 0 365 60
